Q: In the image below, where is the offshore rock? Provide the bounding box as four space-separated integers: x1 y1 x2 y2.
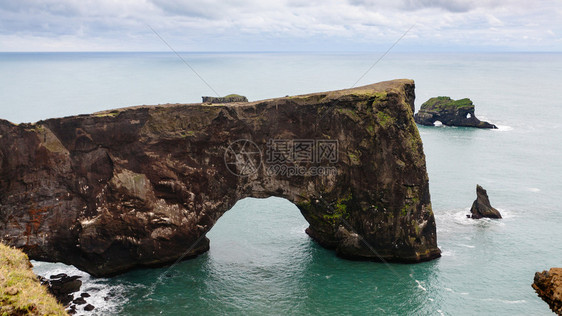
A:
414 96 497 128
470 185 502 219
533 268 562 315
0 79 440 276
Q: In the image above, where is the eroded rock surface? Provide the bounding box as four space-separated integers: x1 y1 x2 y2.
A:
533 268 562 315
0 79 440 276
470 185 502 219
414 96 497 128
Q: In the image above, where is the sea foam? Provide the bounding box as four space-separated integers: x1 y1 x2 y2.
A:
31 261 126 315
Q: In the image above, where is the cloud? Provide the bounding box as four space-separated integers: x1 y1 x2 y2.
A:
347 0 497 12
150 0 228 19
400 0 502 12
0 0 561 51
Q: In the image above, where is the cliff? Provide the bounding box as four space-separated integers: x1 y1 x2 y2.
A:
414 96 497 128
0 243 67 315
0 79 440 277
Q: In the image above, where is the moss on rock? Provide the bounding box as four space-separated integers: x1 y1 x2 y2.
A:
420 96 473 111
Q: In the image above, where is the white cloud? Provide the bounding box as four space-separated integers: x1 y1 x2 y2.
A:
486 14 503 27
0 0 561 51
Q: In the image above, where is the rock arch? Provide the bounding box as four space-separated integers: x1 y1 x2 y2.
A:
0 79 440 277
414 96 497 129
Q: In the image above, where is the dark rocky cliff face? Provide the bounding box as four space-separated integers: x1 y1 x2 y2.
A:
0 79 440 276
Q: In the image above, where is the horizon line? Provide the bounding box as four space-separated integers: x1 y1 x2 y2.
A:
1 50 562 54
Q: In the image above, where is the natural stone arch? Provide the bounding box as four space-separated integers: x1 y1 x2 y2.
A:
0 79 440 277
414 96 496 128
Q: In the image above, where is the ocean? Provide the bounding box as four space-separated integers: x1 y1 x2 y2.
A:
2 52 561 315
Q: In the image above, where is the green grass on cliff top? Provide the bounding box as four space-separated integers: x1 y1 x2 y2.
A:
421 96 473 111
0 243 67 315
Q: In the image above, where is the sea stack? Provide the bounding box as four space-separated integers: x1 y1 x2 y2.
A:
533 268 562 315
470 185 502 219
414 96 497 128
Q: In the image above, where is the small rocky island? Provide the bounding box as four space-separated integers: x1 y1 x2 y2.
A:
0 79 441 276
533 268 562 315
414 96 497 128
469 185 502 219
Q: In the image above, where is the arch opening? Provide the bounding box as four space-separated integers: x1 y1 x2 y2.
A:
206 197 312 264
202 196 317 310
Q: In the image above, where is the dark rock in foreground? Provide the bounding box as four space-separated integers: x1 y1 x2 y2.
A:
414 96 497 128
0 79 440 276
470 185 502 219
202 94 248 103
40 273 96 313
49 276 82 296
40 274 83 307
533 268 562 315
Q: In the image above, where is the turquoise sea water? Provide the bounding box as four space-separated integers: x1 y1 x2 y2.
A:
2 52 561 315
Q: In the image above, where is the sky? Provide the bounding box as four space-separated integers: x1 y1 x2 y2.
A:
0 0 561 52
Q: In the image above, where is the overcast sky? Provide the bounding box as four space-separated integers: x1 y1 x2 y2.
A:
1 0 561 52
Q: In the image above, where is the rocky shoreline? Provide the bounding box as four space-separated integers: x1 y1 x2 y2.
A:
39 273 96 314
